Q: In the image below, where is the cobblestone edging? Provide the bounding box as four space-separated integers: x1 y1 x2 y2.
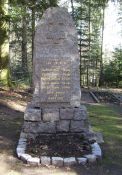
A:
16 131 102 166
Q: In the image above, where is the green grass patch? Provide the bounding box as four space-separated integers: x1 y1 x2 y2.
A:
86 104 122 167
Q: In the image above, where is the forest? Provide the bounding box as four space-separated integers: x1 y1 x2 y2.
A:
0 0 122 88
0 1 122 174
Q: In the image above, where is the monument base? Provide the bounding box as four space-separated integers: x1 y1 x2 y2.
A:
23 104 91 136
17 104 103 165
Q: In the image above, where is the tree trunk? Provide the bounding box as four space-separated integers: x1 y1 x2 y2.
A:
0 0 11 87
32 3 35 67
21 6 28 72
71 0 75 20
87 0 91 87
99 5 105 86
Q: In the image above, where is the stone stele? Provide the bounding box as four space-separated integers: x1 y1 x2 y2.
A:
23 7 91 136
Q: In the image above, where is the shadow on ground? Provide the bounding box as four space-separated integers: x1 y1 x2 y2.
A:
0 91 122 175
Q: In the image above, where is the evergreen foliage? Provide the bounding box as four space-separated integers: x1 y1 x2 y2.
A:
0 0 121 88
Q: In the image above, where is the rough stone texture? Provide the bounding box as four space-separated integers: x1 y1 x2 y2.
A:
84 154 96 163
20 132 27 139
70 120 86 132
33 7 81 107
56 120 70 132
64 157 76 166
24 122 56 133
20 154 32 163
20 7 96 150
41 156 51 165
60 108 74 119
43 108 59 122
77 157 87 165
27 157 40 165
18 138 27 143
16 147 25 158
91 142 102 157
74 106 87 120
24 108 41 121
38 122 56 133
52 157 63 167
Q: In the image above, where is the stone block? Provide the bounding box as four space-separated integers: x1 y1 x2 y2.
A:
77 157 87 165
24 122 56 134
24 108 41 121
20 132 27 139
38 122 56 133
74 106 87 120
23 122 31 133
64 157 76 166
60 108 74 119
84 154 96 163
70 120 86 132
91 142 102 157
41 156 51 165
70 94 81 107
17 144 26 149
20 154 32 163
16 147 25 158
19 138 27 143
52 157 63 167
27 157 40 165
43 108 59 122
56 120 70 132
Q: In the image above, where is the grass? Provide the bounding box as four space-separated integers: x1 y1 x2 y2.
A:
0 88 122 174
86 104 122 167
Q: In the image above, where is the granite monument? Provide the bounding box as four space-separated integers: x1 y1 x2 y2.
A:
23 7 91 136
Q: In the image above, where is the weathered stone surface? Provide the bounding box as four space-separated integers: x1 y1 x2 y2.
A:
27 157 40 165
23 122 31 133
18 138 27 143
23 122 56 133
77 157 87 165
60 108 74 119
84 154 96 163
20 154 32 163
38 122 56 133
64 157 76 166
52 157 63 167
91 142 102 157
70 120 85 132
43 108 59 122
33 7 81 107
74 106 87 120
17 143 26 149
56 120 70 132
24 108 41 121
41 156 51 165
16 147 25 158
20 132 27 139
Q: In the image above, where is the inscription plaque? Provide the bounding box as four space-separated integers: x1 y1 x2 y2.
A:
40 59 71 102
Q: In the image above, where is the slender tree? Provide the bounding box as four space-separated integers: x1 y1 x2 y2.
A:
0 0 11 86
21 5 28 71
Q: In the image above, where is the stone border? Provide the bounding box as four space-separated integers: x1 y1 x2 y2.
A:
16 131 102 166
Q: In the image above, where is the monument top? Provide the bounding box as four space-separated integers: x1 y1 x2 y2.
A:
33 7 81 107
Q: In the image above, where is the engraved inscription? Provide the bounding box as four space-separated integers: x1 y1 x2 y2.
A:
40 59 71 102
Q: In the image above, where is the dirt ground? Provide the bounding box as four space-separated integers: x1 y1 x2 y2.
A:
0 89 122 175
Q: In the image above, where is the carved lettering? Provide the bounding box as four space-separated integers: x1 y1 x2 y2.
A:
40 59 71 102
